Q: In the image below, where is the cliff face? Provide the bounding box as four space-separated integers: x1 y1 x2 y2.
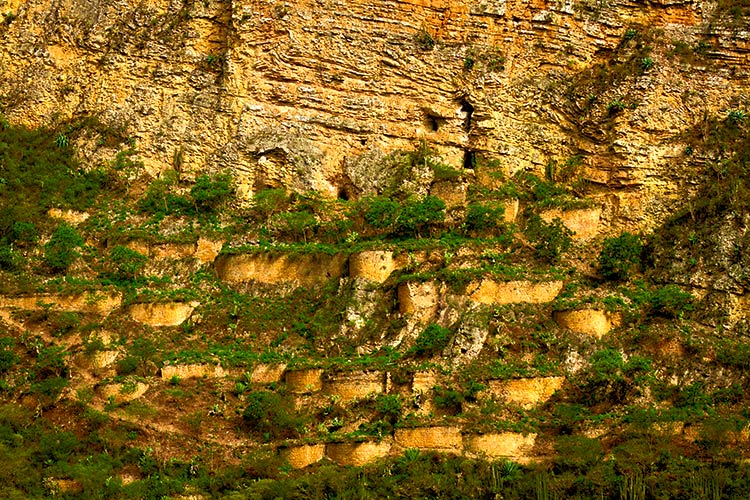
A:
2 0 749 230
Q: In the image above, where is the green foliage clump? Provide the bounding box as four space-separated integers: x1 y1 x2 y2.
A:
242 391 303 439
464 201 506 236
189 172 234 212
267 211 318 243
411 324 452 356
414 29 435 50
0 118 110 242
598 232 642 280
524 215 573 263
647 285 693 318
395 195 445 238
362 196 400 231
249 189 290 222
103 245 149 282
43 224 84 273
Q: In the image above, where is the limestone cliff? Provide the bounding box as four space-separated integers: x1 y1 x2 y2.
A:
2 0 748 231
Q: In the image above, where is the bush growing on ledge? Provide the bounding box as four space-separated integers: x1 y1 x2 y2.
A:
102 245 148 282
43 223 84 273
464 201 506 236
598 232 642 280
242 391 304 440
190 172 234 212
395 195 446 238
410 323 452 356
524 215 572 264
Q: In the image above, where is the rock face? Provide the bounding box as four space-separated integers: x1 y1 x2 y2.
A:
0 293 122 315
283 444 326 469
485 377 565 408
323 371 385 402
215 252 348 287
2 0 748 234
464 433 537 463
394 426 463 453
129 302 197 327
285 369 324 393
554 309 623 338
326 441 392 466
467 280 564 305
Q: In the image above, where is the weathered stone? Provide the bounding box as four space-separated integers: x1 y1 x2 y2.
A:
47 208 90 224
349 251 397 283
129 302 196 327
398 281 438 323
430 181 467 208
323 371 385 402
464 433 537 463
503 199 520 223
554 309 622 338
411 370 438 394
467 280 563 305
394 427 463 452
484 377 565 408
215 253 348 287
326 441 392 466
0 292 122 315
195 238 223 264
282 444 326 469
101 381 149 404
285 369 324 394
250 363 287 384
161 363 225 380
91 350 119 369
540 208 602 240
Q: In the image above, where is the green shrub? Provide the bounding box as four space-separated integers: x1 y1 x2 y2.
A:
43 223 84 273
598 232 642 280
362 196 400 231
190 173 234 212
138 173 192 217
0 245 19 271
464 202 506 235
250 188 289 221
411 324 452 356
242 391 302 439
9 221 37 246
267 211 318 243
648 285 693 318
104 245 148 282
524 215 573 263
395 195 446 238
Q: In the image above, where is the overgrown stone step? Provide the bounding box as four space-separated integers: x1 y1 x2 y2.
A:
128 301 198 327
540 207 601 240
100 381 149 404
323 371 386 402
215 252 348 286
553 309 622 338
0 292 121 315
126 237 223 264
161 363 225 380
284 429 538 469
467 280 564 305
482 377 565 408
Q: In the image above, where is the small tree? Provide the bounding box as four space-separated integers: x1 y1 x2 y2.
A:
190 173 234 212
598 232 642 280
525 215 573 263
44 224 84 273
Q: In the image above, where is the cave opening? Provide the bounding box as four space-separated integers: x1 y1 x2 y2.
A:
460 98 474 132
463 149 476 170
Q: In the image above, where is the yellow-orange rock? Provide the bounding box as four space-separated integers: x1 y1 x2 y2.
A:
161 363 225 380
285 369 324 393
215 253 347 287
0 292 121 315
398 281 438 323
151 243 195 260
467 280 563 305
349 251 397 283
91 350 119 369
394 427 463 452
503 199 520 223
326 441 392 466
323 371 384 402
283 444 326 469
430 181 467 208
47 208 90 224
129 302 196 327
411 370 438 394
195 238 223 264
101 381 149 404
540 208 601 240
554 309 622 338
250 363 287 384
485 377 565 408
464 433 537 463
